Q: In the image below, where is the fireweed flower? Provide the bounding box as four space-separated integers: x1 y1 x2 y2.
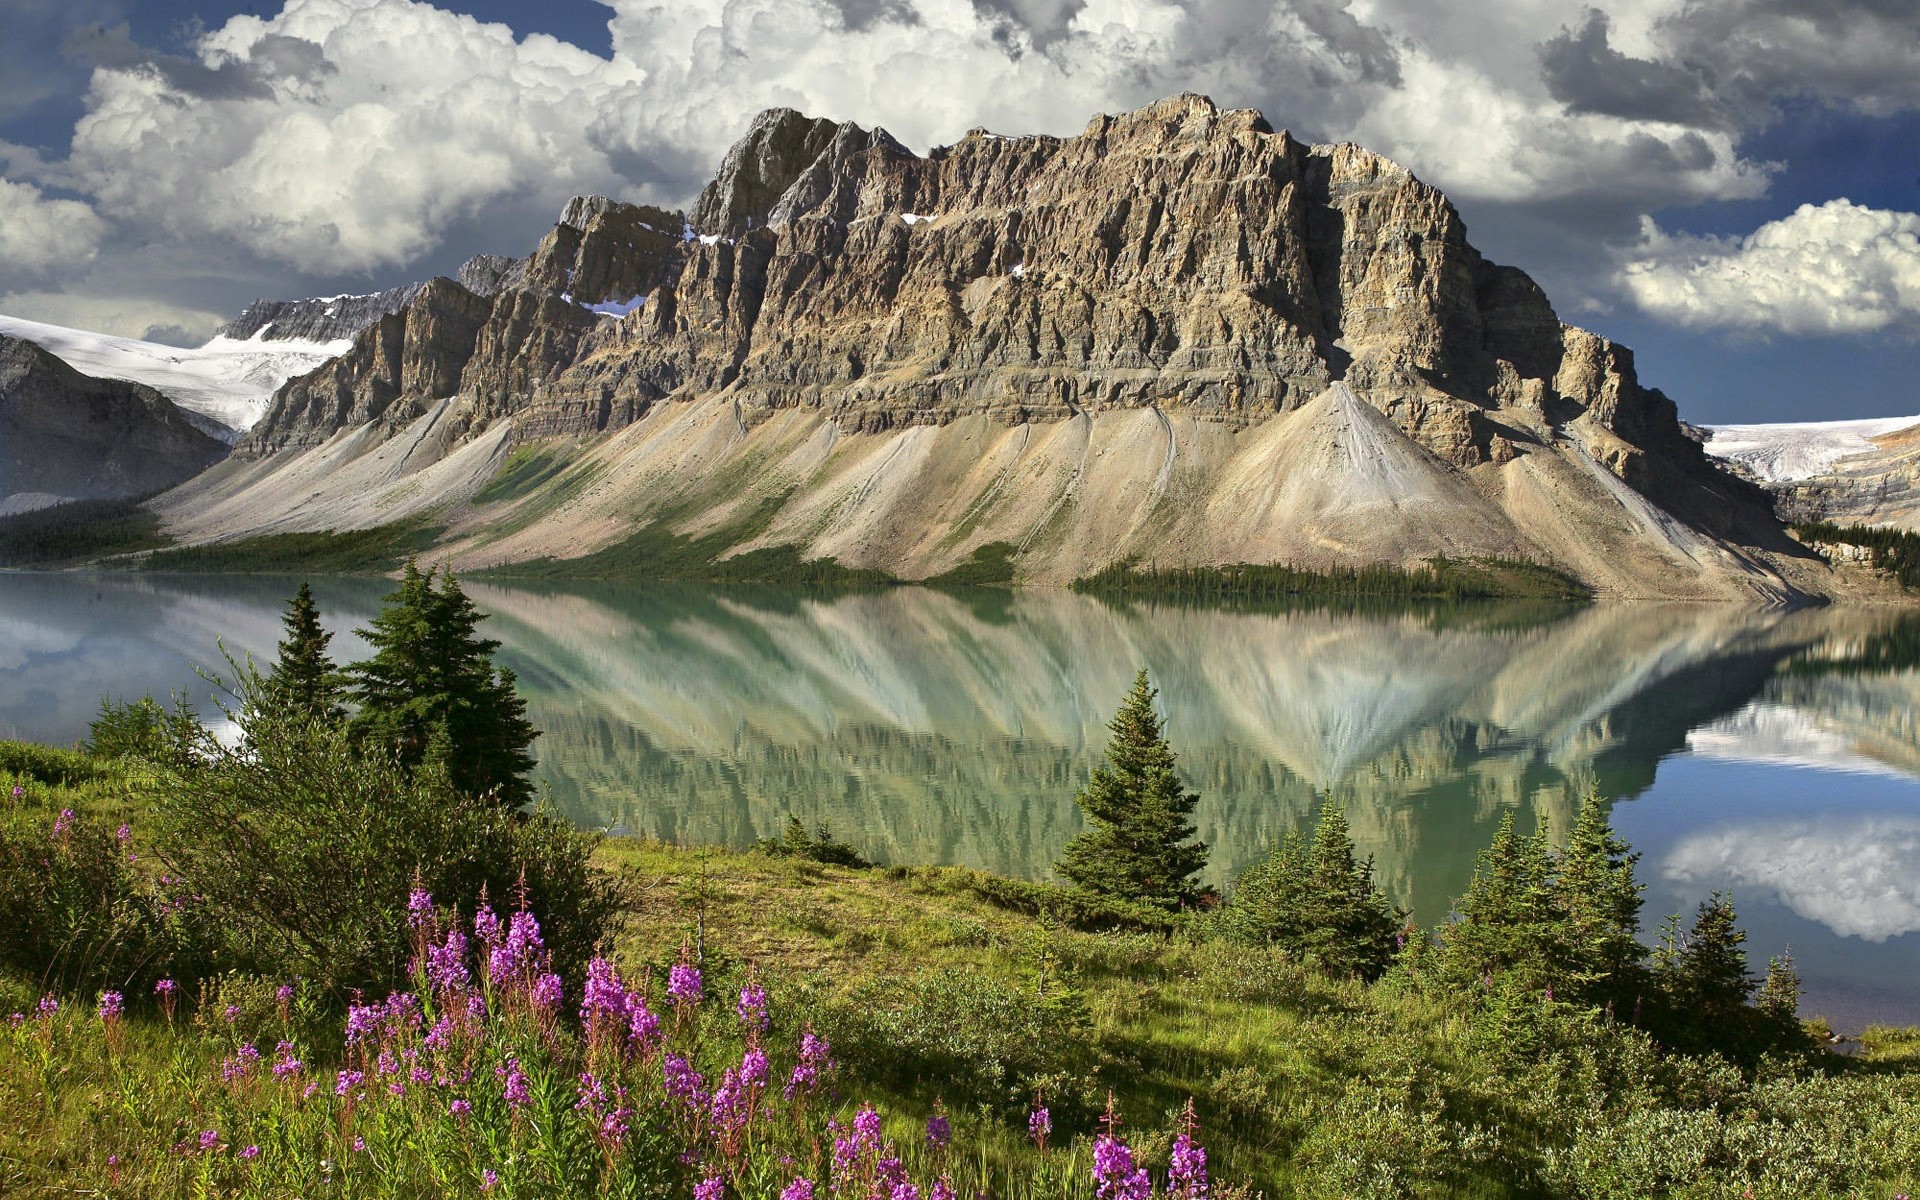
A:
780 1180 815 1200
663 1053 707 1108
224 1005 241 1023
1092 1135 1151 1200
581 957 630 1038
628 996 662 1054
480 1169 499 1191
199 1130 220 1153
927 1109 951 1149
785 1030 832 1100
450 1099 472 1119
533 973 565 1012
344 1003 381 1045
737 982 769 1033
695 1177 725 1200
272 1042 303 1078
668 959 702 1009
335 1069 365 1098
51 808 73 839
929 1179 956 1200
891 1183 919 1200
35 994 57 1019
1169 1130 1209 1199
1028 1104 1052 1151
97 991 123 1021
407 887 433 928
473 903 502 949
428 930 470 994
115 822 131 844
498 1059 530 1108
240 1145 260 1161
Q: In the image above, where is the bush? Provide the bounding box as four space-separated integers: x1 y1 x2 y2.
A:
0 805 185 994
965 873 1179 934
85 694 205 767
0 740 109 786
146 707 616 997
756 815 871 867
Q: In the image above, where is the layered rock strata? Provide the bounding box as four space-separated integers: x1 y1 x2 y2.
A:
172 95 1845 601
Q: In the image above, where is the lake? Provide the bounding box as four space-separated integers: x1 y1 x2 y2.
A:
3 571 1917 1029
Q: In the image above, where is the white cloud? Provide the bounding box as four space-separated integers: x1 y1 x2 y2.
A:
1617 200 1920 335
0 179 107 290
1664 814 1920 942
0 289 230 344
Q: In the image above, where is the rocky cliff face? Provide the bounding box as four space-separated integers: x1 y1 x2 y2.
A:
212 255 529 346
182 95 1837 601
0 336 227 509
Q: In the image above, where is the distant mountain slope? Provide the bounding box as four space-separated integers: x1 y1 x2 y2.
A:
0 314 349 440
153 95 1869 601
1701 415 1920 531
0 335 226 511
212 254 527 345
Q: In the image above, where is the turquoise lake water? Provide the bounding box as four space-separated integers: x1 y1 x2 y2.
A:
2 571 1915 1028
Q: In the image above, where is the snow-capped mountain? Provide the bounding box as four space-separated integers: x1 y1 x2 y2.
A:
0 314 350 442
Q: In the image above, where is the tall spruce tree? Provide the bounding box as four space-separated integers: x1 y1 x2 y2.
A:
347 562 539 808
1225 797 1402 979
1438 812 1560 990
1554 794 1647 1008
263 582 347 723
1056 669 1208 910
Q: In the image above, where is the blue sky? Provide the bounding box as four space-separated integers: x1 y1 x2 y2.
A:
2 0 1917 425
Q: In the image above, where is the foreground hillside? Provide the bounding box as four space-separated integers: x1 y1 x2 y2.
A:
146 94 1856 603
4 755 1917 1199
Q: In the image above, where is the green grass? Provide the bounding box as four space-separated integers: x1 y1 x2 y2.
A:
3 755 1918 1199
0 497 173 567
472 444 579 506
140 517 444 575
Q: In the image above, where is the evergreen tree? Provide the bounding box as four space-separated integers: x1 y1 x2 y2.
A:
1056 669 1208 910
263 582 347 723
1224 798 1402 979
1670 891 1754 1021
347 561 539 808
1553 794 1646 1008
1755 950 1812 1053
1438 812 1560 990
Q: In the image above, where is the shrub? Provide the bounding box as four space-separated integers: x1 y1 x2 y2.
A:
85 694 206 767
756 815 871 867
146 707 615 997
0 740 109 786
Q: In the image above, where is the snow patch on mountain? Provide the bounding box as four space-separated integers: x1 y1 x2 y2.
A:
0 314 348 441
1703 415 1920 482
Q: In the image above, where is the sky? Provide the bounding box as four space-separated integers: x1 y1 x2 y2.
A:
1 0 1917 424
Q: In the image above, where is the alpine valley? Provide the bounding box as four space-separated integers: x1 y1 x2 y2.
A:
3 95 1910 602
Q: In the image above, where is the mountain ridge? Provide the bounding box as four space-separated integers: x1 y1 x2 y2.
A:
148 95 1876 602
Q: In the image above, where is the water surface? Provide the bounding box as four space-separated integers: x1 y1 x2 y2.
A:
2 571 1916 1028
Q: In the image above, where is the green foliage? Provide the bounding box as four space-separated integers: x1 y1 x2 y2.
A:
1553 794 1648 1010
148 703 612 996
347 562 539 809
260 582 348 723
84 693 206 767
963 873 1180 934
0 740 110 785
1073 554 1592 604
1794 519 1920 590
1650 892 1757 1054
1436 811 1562 991
1055 669 1208 910
473 442 578 504
1220 798 1403 980
142 517 442 575
0 801 186 994
0 496 171 566
923 541 1019 587
756 815 871 867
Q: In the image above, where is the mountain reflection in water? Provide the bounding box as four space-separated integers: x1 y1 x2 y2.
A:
1 573 1916 1021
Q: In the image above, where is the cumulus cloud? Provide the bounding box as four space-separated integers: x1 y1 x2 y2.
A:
1618 200 1920 335
0 179 107 290
1663 814 1920 942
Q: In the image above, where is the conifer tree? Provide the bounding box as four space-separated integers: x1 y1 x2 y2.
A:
1755 950 1811 1052
263 582 347 723
1225 797 1402 979
1554 793 1646 1007
1671 891 1754 1020
1438 812 1560 990
1056 669 1208 910
347 561 539 808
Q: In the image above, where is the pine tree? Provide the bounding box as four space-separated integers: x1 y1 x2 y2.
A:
347 562 539 808
263 582 347 723
1554 793 1646 1008
1675 891 1753 1020
1056 669 1208 910
1225 798 1402 979
1755 950 1811 1053
1438 812 1560 990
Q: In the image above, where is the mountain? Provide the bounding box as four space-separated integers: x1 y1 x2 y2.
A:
212 254 528 346
153 95 1865 601
1702 415 1920 528
0 314 350 441
0 335 227 512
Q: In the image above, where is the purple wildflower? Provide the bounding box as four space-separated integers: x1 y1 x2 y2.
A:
532 972 564 1011
115 822 131 843
668 960 702 1008
334 1069 364 1098
498 1058 529 1108
450 1098 472 1119
344 1003 380 1044
198 1130 220 1153
35 994 57 1019
407 886 433 928
223 1004 240 1023
481 1169 499 1191
473 903 502 948
221 1043 261 1083
628 996 661 1052
581 957 630 1033
891 1184 919 1200
853 1104 882 1143
1169 1130 1209 1199
51 808 73 839
1029 1103 1052 1150
929 1179 955 1200
240 1145 260 1161
927 1111 951 1149
663 1053 707 1108
1093 1135 1152 1200
780 1181 815 1200
97 991 123 1021
428 929 470 993
272 1041 303 1078
737 982 769 1032
695 1178 725 1200
785 1029 832 1100
352 1136 365 1152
